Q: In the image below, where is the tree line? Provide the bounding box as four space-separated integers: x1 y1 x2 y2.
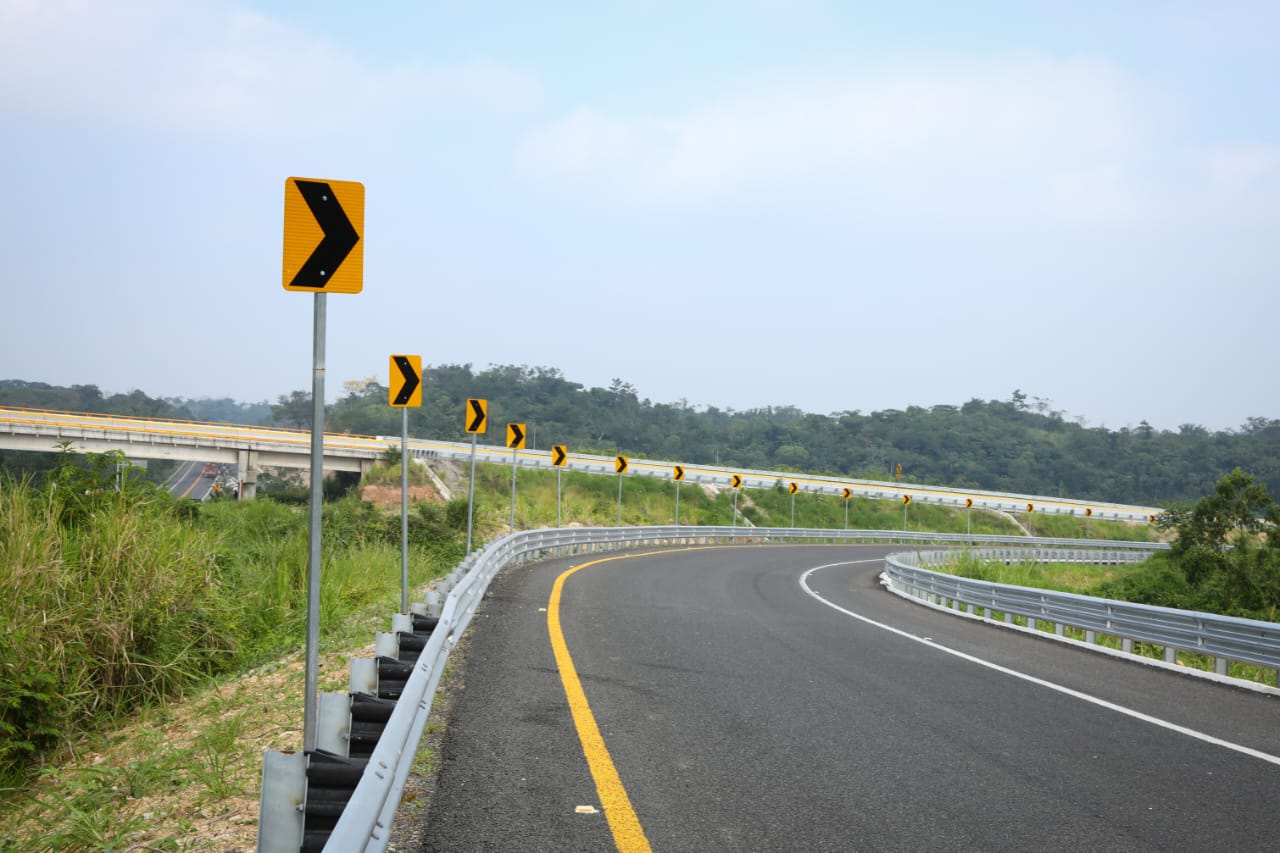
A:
3 371 1278 506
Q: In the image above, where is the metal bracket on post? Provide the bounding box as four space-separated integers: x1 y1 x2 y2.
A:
349 658 378 696
257 749 306 853
317 693 353 757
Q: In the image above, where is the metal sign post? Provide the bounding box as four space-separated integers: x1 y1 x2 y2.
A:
282 175 364 753
463 399 487 554
506 424 526 534
389 354 422 614
509 444 518 533
615 455 628 527
466 433 477 553
673 465 685 525
400 407 409 610
303 294 325 752
552 445 567 527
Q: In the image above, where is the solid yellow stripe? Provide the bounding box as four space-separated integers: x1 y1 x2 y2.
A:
548 553 658 853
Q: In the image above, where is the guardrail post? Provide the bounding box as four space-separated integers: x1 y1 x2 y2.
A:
257 749 305 853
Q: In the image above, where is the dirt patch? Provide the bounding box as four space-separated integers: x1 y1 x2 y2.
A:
361 483 441 510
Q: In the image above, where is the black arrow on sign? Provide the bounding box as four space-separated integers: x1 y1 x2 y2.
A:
391 356 420 405
467 399 486 432
673 465 684 481
289 180 360 289
507 423 525 448
552 446 567 466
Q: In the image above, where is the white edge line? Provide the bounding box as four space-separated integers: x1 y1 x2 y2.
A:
800 560 1280 769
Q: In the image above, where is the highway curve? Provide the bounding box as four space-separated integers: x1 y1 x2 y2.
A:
418 544 1280 852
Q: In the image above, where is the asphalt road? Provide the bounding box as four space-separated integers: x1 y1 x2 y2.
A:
418 544 1280 852
163 459 213 499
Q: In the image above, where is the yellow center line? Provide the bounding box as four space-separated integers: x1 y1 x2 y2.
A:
547 550 682 853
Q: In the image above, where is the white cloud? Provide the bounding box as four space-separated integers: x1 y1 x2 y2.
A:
0 0 541 140
517 52 1279 231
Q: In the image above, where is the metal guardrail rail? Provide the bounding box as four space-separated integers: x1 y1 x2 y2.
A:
258 525 1168 852
882 549 1280 679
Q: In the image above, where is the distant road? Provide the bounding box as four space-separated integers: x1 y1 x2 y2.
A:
162 459 214 500
422 545 1280 851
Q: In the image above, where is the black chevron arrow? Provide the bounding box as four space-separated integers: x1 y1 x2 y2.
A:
507 423 525 448
391 356 420 405
289 180 360 289
673 465 684 481
467 399 486 432
552 445 567 466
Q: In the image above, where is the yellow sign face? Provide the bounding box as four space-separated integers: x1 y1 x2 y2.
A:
673 465 685 481
388 355 422 407
615 455 629 474
1085 508 1093 517
731 474 743 489
506 423 526 449
789 482 798 495
552 445 568 467
465 399 488 434
965 498 973 508
842 488 852 500
282 177 365 293
901 494 911 505
1026 503 1035 513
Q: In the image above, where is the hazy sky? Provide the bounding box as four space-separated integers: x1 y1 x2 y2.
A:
4 1 1277 432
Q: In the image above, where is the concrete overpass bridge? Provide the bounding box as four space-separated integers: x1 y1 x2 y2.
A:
0 406 1161 522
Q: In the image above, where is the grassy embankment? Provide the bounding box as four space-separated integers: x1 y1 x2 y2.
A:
0 454 464 850
476 461 1148 540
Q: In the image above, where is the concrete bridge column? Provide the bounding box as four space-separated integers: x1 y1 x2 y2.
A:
238 450 259 501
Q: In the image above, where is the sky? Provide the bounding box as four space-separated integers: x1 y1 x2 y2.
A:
2 1 1277 433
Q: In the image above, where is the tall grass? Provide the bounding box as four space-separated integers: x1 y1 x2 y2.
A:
0 476 237 782
0 461 465 786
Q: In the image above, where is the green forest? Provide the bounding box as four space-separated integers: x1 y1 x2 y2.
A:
3 369 1278 506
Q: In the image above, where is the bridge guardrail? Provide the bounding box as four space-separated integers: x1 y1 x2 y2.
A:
259 525 1167 852
0 407 1163 521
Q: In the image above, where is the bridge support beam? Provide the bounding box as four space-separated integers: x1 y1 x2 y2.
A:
238 450 259 501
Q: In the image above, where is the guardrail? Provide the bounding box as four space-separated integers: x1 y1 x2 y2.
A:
257 525 1166 852
882 549 1280 684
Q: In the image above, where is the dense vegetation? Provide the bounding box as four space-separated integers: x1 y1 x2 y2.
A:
7 371 1276 507
1097 469 1280 622
0 450 467 785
